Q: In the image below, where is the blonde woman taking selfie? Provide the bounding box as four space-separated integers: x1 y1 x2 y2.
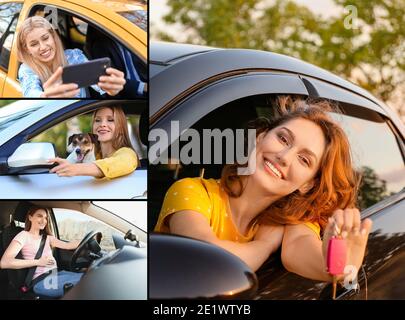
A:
17 16 126 98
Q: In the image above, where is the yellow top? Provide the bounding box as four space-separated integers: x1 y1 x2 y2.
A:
94 147 138 179
155 177 321 243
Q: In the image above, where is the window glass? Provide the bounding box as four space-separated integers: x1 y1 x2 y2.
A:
72 16 88 35
0 3 22 70
53 208 122 252
330 113 405 209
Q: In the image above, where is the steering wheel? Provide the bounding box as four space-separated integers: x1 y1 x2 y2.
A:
70 231 102 272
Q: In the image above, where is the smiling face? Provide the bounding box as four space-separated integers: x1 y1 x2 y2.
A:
93 108 116 143
252 118 326 197
28 209 48 232
25 27 56 64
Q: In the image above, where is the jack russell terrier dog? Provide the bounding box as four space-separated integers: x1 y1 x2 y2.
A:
66 133 99 163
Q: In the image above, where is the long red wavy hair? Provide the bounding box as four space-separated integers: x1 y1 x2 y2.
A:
220 96 360 232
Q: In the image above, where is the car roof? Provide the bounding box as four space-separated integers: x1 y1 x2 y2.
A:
10 0 146 12
151 41 405 136
150 41 218 66
150 41 378 103
81 0 146 12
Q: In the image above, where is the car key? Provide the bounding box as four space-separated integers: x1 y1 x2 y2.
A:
327 236 347 299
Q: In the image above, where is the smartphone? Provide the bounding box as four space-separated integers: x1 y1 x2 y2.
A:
62 57 111 88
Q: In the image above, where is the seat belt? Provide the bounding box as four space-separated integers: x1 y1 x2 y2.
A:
20 233 47 292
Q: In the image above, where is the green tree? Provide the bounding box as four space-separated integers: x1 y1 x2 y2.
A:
0 100 16 107
357 166 389 209
156 0 405 117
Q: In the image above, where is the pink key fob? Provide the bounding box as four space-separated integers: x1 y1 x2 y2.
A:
327 237 347 275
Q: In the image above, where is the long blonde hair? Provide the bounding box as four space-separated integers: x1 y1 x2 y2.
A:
17 16 67 84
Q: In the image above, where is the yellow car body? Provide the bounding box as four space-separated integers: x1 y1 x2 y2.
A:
0 0 147 97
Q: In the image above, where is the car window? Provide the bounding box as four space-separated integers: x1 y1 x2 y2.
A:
71 16 87 36
150 93 405 228
330 112 405 209
93 201 147 233
53 208 122 252
29 110 146 159
117 9 147 32
0 3 22 71
29 5 144 60
187 95 405 210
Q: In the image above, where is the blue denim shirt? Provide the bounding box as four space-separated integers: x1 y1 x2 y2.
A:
18 49 105 97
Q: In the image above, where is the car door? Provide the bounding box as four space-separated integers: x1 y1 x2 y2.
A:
0 2 22 97
0 101 148 199
25 1 146 60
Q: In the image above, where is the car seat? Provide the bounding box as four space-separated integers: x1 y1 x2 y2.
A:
84 26 147 98
0 202 58 299
1 202 35 298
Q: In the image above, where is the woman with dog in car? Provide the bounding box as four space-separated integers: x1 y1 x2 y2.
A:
154 96 373 284
17 16 126 98
0 206 82 298
48 107 139 179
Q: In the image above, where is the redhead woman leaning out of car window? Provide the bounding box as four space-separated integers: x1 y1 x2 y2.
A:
155 96 373 283
0 206 82 298
17 16 125 98
48 107 138 179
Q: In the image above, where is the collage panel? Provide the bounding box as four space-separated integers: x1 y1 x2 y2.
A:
0 200 146 299
0 100 147 199
0 0 146 98
149 1 405 302
0 0 148 301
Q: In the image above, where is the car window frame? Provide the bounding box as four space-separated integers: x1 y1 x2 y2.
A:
51 207 124 251
0 100 146 160
0 2 22 73
27 4 146 63
151 72 308 154
152 72 405 213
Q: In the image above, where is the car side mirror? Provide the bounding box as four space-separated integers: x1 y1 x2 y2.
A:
149 233 258 299
7 142 56 174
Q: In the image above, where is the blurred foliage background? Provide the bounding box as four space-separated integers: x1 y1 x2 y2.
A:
0 100 15 107
31 115 92 157
152 0 405 120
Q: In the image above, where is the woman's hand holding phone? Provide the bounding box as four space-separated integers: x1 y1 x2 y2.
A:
40 67 80 98
98 67 126 96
